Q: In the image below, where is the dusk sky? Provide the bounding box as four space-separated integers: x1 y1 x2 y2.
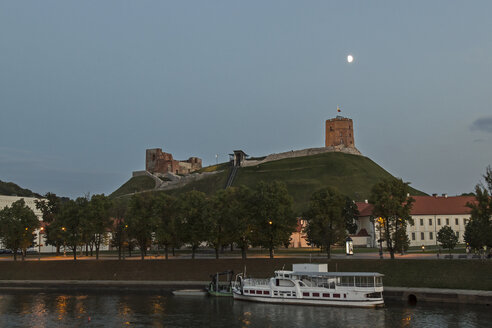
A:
1 1 491 199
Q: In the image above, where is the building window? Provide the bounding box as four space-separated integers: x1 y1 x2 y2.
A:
429 218 432 226
455 218 459 225
437 218 441 225
456 232 459 239
446 218 449 225
429 232 433 240
421 232 425 240
420 219 423 226
412 232 415 241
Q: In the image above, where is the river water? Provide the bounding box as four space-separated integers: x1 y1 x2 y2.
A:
0 292 490 327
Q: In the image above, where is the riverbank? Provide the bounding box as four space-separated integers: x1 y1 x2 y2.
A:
1 258 491 291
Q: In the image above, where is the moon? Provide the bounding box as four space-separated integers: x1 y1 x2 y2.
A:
347 54 354 63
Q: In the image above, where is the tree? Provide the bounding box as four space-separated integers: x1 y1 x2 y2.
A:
176 191 210 259
35 193 63 255
0 199 40 261
343 198 359 234
437 225 458 255
127 193 156 260
305 187 347 259
87 194 113 260
57 197 88 260
153 193 179 260
207 189 233 259
226 186 254 260
465 167 492 252
250 181 296 258
369 179 415 259
110 198 128 260
393 228 410 254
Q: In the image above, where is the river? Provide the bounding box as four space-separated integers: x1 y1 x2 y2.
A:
0 292 490 327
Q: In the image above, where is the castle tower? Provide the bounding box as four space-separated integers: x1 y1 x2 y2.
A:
325 112 355 148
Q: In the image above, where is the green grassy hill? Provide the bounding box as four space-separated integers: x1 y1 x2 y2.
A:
110 175 156 198
111 152 426 213
0 180 41 198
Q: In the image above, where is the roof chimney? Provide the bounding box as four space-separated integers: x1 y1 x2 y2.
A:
432 193 438 197
442 193 448 198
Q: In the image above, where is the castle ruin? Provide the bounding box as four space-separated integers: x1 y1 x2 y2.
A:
146 148 202 175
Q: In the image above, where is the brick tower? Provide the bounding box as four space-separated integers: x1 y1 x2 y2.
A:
325 115 355 148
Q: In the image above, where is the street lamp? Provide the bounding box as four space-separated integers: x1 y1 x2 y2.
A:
38 227 44 260
62 227 66 256
377 217 384 259
345 237 354 256
268 220 274 258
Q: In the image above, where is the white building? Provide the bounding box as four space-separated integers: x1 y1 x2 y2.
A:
0 195 54 253
356 195 475 248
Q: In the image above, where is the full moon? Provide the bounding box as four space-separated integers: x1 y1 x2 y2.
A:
347 54 354 63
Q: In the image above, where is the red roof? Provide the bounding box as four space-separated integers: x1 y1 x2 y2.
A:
356 195 477 216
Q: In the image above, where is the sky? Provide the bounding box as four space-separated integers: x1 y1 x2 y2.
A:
1 1 491 199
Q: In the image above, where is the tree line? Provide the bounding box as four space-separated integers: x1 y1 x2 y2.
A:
1 167 490 261
0 181 300 260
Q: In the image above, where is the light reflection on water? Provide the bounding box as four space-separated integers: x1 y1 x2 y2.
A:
0 292 490 327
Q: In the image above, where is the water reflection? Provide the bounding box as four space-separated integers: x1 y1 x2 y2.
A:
0 292 490 327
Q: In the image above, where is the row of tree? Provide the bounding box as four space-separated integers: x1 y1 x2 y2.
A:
1 167 490 261
5 181 297 261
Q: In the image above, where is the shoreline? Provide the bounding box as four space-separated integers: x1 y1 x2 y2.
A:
0 280 490 306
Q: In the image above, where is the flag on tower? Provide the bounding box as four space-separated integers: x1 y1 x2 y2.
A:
337 105 341 113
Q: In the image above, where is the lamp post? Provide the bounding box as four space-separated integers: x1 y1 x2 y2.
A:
62 227 66 257
38 227 44 260
377 217 384 259
345 237 353 256
268 220 274 258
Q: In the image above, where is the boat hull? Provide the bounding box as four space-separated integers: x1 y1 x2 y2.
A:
233 291 384 308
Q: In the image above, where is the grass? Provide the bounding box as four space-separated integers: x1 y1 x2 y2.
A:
110 176 156 198
232 152 426 213
111 152 427 213
0 259 490 290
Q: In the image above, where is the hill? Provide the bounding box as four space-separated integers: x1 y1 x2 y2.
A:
110 175 157 198
111 152 426 214
0 180 41 198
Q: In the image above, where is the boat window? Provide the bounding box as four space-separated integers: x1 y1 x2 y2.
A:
299 281 306 287
333 293 340 298
278 279 295 287
337 276 354 287
355 276 375 287
285 274 290 278
375 277 383 287
264 291 270 295
274 291 278 296
302 292 309 297
323 293 330 298
312 293 320 297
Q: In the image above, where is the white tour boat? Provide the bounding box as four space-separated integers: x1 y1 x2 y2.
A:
232 263 384 308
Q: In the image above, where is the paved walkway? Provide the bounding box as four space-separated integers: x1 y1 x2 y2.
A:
0 252 486 261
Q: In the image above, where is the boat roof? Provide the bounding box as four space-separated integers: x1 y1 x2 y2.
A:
280 271 384 277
